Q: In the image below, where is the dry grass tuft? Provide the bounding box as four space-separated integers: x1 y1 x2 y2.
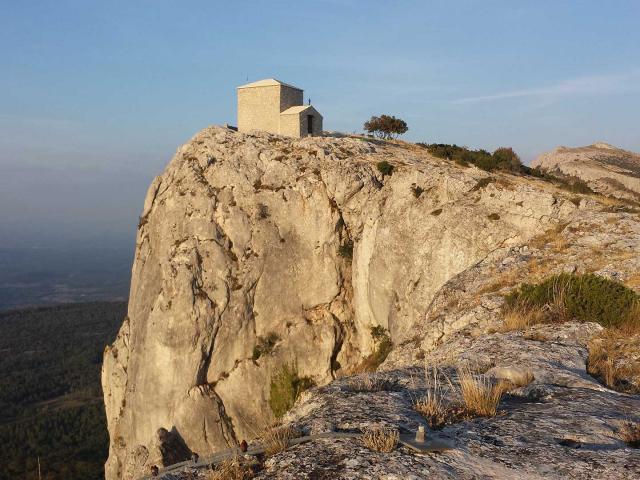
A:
529 222 569 251
414 368 449 429
587 322 640 394
206 456 253 480
347 373 396 392
457 366 504 417
500 305 545 332
261 425 298 456
625 273 640 291
523 330 550 342
526 258 548 281
619 420 640 448
477 268 520 295
361 426 399 452
501 370 535 390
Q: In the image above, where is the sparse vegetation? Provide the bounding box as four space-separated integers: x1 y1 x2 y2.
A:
361 426 399 452
347 372 396 392
587 319 640 393
262 424 298 456
338 239 354 258
502 369 535 390
257 203 270 219
364 115 408 139
471 176 495 191
414 368 451 429
411 185 425 198
419 143 524 173
414 365 515 427
456 366 504 417
252 332 280 361
530 222 566 247
619 420 640 448
504 274 640 392
268 364 314 418
505 273 640 328
206 456 254 480
376 160 394 176
500 304 545 332
357 327 393 372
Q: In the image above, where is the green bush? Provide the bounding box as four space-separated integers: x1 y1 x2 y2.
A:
269 364 314 418
252 332 280 361
491 147 523 172
505 273 639 328
376 161 394 176
419 143 524 173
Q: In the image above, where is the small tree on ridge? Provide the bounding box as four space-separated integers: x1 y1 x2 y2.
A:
364 115 408 140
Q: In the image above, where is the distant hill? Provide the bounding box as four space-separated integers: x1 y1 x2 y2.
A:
532 142 640 202
0 301 126 480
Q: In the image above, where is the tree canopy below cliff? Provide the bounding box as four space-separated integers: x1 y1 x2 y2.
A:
0 302 125 480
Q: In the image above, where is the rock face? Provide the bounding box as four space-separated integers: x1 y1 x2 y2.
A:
103 127 636 479
532 142 640 202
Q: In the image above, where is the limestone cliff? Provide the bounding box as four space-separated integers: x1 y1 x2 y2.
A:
103 127 594 479
532 142 640 202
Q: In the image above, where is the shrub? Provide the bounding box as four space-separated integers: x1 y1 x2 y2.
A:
370 325 388 342
338 239 354 258
492 147 523 172
421 143 523 173
269 364 314 418
471 176 495 191
376 161 394 176
411 185 425 198
358 327 393 372
257 203 270 219
487 213 500 221
361 426 399 452
505 274 640 328
252 332 280 361
364 115 408 139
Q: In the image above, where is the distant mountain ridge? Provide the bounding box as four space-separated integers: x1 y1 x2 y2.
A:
532 142 640 202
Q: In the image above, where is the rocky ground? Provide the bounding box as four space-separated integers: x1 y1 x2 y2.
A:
105 127 640 479
168 322 640 479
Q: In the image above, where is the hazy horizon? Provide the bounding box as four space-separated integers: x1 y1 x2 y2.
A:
2 1 640 250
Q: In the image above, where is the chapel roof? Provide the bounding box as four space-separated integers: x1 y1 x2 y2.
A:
237 78 303 91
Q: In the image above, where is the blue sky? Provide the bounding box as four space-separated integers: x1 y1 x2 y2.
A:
1 0 639 248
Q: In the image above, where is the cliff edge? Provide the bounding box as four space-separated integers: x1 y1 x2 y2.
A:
102 127 640 479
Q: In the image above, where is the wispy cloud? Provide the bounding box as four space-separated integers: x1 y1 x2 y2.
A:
452 70 640 105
